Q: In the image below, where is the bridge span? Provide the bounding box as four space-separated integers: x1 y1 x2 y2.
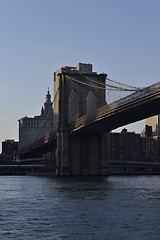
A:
20 63 160 176
70 82 160 134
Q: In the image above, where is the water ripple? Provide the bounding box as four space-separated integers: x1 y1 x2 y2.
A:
0 176 160 239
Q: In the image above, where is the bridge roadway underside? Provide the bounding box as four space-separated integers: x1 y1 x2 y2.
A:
71 94 160 134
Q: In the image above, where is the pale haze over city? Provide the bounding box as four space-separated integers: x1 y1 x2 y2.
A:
0 0 160 153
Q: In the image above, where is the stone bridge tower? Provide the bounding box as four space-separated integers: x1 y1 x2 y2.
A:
53 63 108 176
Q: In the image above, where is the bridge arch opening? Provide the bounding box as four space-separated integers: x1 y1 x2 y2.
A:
86 90 96 114
68 89 79 123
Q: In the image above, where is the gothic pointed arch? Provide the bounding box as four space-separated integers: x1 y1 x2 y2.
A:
86 90 96 114
68 89 79 123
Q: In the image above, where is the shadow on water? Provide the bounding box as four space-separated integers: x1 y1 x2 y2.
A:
45 176 112 200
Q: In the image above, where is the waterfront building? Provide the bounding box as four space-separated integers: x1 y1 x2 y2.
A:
107 129 143 162
107 126 160 162
107 132 120 161
18 89 54 150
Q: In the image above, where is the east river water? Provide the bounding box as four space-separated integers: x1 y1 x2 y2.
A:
0 175 160 240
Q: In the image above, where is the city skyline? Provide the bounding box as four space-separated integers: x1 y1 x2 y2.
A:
1 0 160 152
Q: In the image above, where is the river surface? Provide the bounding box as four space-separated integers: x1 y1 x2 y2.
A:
0 175 160 240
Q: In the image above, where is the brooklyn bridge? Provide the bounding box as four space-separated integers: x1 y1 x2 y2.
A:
19 63 160 176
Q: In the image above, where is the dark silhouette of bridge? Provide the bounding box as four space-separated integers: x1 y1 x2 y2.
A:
19 63 160 176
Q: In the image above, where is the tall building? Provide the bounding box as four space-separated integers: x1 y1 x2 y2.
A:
145 115 160 137
18 89 54 150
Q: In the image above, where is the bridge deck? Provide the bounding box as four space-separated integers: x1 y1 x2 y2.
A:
70 83 160 134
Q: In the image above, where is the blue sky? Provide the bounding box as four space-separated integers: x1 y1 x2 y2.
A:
0 0 160 152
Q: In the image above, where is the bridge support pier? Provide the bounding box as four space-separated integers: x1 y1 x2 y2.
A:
56 132 108 176
70 134 108 176
56 131 70 176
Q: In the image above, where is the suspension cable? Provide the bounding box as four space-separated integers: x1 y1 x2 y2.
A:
85 76 137 91
66 75 106 90
66 75 137 92
106 77 138 89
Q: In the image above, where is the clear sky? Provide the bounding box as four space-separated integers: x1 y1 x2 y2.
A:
0 0 160 152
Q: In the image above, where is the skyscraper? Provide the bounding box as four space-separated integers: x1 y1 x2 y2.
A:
145 115 160 137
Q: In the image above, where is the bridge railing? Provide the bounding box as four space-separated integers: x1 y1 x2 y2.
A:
107 81 160 110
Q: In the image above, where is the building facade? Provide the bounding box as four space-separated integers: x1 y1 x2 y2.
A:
18 89 54 150
2 139 18 157
145 115 160 137
141 124 160 162
107 128 160 162
107 129 143 162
